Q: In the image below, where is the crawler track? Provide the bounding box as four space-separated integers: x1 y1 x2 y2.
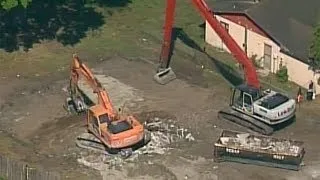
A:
218 108 273 135
76 133 112 154
75 131 151 155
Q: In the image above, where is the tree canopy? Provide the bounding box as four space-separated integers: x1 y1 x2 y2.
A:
1 0 32 10
309 24 320 72
0 0 131 52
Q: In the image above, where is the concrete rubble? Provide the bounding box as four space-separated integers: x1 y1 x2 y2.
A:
77 116 195 170
220 133 301 155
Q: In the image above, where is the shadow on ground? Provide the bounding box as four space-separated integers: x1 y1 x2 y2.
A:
0 0 132 52
206 54 244 86
273 115 296 132
89 0 132 7
171 27 243 87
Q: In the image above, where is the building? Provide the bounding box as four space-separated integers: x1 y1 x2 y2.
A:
205 0 320 94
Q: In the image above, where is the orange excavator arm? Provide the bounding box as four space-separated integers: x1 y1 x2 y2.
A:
69 54 117 118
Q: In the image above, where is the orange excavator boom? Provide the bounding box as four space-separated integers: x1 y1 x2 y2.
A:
69 54 117 118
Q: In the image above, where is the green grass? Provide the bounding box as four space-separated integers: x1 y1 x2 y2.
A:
260 74 303 97
0 0 206 78
81 0 206 58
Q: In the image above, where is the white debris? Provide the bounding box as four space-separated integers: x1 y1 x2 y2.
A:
134 98 145 102
236 133 250 144
220 137 229 145
219 133 302 155
14 117 24 122
185 133 195 141
77 116 196 169
77 157 105 171
62 86 68 93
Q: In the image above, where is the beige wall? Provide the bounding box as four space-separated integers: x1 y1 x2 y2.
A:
205 16 245 53
205 15 320 94
281 52 320 94
246 30 281 73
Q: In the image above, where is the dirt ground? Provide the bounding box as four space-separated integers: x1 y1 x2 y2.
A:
1 55 320 180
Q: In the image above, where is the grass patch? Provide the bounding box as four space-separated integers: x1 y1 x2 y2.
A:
0 0 206 78
261 74 302 97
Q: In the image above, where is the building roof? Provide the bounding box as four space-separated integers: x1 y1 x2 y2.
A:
208 0 320 63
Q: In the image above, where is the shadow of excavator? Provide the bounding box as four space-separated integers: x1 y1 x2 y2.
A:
168 27 244 87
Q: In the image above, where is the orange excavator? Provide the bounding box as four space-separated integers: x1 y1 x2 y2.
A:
64 54 150 154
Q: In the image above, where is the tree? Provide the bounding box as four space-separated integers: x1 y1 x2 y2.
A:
309 24 320 72
0 0 32 10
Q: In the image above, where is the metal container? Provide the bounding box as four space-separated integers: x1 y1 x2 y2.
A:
213 130 305 170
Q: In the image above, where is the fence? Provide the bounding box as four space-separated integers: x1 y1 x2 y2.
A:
0 155 60 180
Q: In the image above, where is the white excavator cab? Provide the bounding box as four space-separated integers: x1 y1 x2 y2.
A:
230 84 260 113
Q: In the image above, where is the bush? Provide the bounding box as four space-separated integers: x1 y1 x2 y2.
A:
250 54 262 69
276 66 289 82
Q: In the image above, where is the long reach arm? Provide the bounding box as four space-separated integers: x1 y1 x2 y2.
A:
70 54 117 118
159 0 260 88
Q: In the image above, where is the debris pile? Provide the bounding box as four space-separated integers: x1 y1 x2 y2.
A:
144 117 195 141
78 152 129 169
220 133 301 155
133 117 195 155
77 116 195 168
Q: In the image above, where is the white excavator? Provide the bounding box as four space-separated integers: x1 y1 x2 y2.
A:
153 0 296 135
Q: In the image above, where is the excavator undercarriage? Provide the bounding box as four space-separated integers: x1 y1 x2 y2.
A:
75 131 151 156
218 109 274 135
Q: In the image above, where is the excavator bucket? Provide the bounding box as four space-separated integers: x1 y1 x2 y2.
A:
153 67 176 85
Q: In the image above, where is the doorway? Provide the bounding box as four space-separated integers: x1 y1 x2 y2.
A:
263 43 272 71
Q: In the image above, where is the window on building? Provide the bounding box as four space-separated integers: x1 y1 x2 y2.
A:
220 21 229 33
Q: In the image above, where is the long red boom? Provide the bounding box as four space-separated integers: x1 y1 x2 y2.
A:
159 0 260 88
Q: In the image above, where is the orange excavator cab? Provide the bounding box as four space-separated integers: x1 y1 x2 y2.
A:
86 104 145 149
65 54 150 154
